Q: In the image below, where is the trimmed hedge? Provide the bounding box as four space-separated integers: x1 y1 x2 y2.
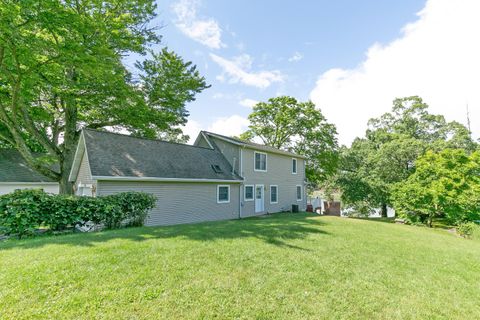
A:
0 189 156 238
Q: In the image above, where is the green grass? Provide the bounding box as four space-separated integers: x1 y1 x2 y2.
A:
1 213 480 319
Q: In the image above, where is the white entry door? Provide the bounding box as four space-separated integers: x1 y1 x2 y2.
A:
255 184 264 213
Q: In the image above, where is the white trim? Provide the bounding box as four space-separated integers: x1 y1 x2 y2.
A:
78 183 93 188
253 151 267 172
296 185 303 201
0 182 58 185
255 184 265 213
92 176 242 183
68 131 85 182
292 158 298 174
207 133 244 146
217 185 230 203
240 148 244 177
201 132 214 149
244 185 254 201
270 185 278 204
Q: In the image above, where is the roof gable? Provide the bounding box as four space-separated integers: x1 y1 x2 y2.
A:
199 131 306 159
80 129 242 181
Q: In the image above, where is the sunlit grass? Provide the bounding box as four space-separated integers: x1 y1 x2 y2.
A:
1 213 479 319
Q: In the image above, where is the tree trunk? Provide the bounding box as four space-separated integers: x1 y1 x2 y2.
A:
427 215 433 228
381 203 388 218
59 94 79 195
59 156 75 195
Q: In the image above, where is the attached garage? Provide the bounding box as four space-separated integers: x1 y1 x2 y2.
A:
69 129 243 226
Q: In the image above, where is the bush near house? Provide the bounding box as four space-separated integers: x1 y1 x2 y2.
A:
0 189 156 238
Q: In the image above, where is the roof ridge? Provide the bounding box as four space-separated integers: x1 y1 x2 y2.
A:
83 128 214 151
202 131 303 157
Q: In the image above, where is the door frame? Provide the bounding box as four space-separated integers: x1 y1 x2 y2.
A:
255 184 264 213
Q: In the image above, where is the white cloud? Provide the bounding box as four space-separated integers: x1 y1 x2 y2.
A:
207 115 249 137
310 0 480 145
288 51 303 62
239 98 259 108
171 0 225 49
182 119 202 143
210 53 284 89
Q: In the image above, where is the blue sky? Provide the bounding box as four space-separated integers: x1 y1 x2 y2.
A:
128 0 480 145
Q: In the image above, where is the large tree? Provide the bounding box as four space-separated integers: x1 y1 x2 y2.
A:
241 96 338 187
392 149 480 227
338 96 476 217
0 0 209 193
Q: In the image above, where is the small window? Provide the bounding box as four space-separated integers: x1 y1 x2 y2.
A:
292 158 297 174
211 164 223 173
244 185 254 201
217 185 230 203
77 183 93 197
254 152 267 171
296 185 302 201
270 185 278 204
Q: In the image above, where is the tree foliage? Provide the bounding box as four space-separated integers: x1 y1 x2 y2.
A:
0 0 209 193
242 96 338 186
391 149 480 227
337 96 476 217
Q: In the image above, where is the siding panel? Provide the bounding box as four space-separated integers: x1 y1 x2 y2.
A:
75 151 94 186
97 181 240 226
210 137 241 174
241 148 306 216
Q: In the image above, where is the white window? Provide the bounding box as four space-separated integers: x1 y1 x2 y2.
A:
254 152 267 171
77 183 93 197
270 185 278 204
296 185 302 201
244 185 254 201
292 158 297 174
217 185 230 203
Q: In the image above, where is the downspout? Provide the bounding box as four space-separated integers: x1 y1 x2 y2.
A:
238 147 245 219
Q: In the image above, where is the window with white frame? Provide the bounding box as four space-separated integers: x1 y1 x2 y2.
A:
292 158 297 174
244 185 254 201
296 185 302 201
77 183 93 197
254 152 267 171
270 185 278 204
217 185 230 203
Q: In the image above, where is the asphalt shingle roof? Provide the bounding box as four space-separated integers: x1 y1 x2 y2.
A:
202 131 306 158
83 129 242 181
0 149 56 182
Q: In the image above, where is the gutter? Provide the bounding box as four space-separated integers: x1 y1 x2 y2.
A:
92 176 243 183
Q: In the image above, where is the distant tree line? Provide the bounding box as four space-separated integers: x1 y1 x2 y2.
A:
334 96 479 226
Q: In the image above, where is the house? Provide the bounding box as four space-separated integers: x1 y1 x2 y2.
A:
68 129 307 226
0 149 59 195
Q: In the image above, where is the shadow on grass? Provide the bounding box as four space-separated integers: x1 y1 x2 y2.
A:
347 217 395 224
0 212 328 251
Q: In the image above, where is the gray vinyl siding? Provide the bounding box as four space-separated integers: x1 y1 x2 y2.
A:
97 181 240 226
209 137 241 174
241 148 306 216
196 135 212 149
75 151 94 186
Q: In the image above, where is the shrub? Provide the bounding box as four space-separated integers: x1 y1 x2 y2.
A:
456 222 478 239
0 189 50 238
107 192 156 227
0 189 156 237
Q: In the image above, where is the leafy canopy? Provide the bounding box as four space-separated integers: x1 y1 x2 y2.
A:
242 96 338 186
392 149 480 226
337 96 476 215
0 0 209 192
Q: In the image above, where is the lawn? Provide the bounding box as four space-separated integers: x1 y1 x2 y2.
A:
1 213 479 319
